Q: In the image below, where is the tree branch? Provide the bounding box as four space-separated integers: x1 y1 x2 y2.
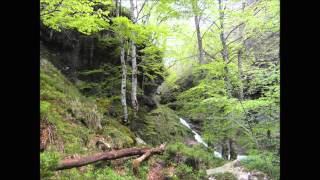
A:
225 22 244 41
55 144 166 170
136 0 148 19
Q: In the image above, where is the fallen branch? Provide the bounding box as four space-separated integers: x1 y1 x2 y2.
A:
55 143 166 170
132 143 166 175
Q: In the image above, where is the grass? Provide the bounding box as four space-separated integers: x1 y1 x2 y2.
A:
40 58 137 179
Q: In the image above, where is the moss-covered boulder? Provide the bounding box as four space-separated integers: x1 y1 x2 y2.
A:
131 105 193 145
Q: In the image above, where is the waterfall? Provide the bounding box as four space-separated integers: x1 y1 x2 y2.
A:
179 118 221 158
179 118 247 160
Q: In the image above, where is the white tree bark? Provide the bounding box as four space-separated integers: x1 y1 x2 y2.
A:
120 41 128 123
117 0 128 123
130 0 139 118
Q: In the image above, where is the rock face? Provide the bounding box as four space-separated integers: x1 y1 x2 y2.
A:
207 160 269 180
41 24 165 113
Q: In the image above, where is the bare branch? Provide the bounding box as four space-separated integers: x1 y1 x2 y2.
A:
137 0 148 19
225 22 244 41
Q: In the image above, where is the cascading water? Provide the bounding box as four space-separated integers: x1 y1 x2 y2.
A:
179 118 220 157
179 118 247 160
179 118 209 146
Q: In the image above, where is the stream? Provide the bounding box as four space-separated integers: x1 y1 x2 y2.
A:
179 118 247 160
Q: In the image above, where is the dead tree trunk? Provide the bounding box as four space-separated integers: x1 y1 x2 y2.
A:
132 144 166 175
56 144 166 170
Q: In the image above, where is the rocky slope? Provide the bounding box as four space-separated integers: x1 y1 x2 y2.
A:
40 25 194 179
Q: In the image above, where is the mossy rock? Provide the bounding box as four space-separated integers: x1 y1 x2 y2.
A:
131 105 193 145
40 58 135 155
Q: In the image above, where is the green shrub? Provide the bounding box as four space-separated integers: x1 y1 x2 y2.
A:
40 101 51 121
94 167 136 180
164 142 225 169
212 172 237 180
240 151 280 180
174 164 206 180
40 151 60 179
57 165 138 180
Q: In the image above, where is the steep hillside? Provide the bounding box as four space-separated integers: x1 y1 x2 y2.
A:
40 32 193 179
40 0 279 179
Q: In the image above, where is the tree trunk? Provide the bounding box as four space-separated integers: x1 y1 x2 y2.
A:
56 144 166 170
218 0 232 97
120 42 128 123
133 144 166 176
130 0 139 119
229 138 237 160
221 139 229 160
115 0 119 16
194 15 205 64
221 40 232 97
116 0 128 123
89 37 94 66
237 49 244 100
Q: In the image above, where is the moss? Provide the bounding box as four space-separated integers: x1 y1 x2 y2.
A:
39 54 168 179
102 119 135 148
75 65 122 97
40 58 135 155
132 105 193 145
57 165 139 180
78 68 105 76
164 142 226 170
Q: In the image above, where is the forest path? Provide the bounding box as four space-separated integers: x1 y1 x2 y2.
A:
207 160 269 180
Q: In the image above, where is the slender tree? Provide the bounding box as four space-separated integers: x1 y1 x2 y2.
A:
130 0 139 119
237 0 247 101
116 0 128 123
192 0 206 64
218 0 232 97
237 49 244 100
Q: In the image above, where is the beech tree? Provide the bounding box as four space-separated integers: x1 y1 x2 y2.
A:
115 0 129 123
129 0 139 120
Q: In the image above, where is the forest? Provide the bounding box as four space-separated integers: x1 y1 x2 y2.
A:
40 0 279 179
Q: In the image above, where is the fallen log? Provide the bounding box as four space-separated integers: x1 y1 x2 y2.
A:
55 143 166 170
132 144 166 175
